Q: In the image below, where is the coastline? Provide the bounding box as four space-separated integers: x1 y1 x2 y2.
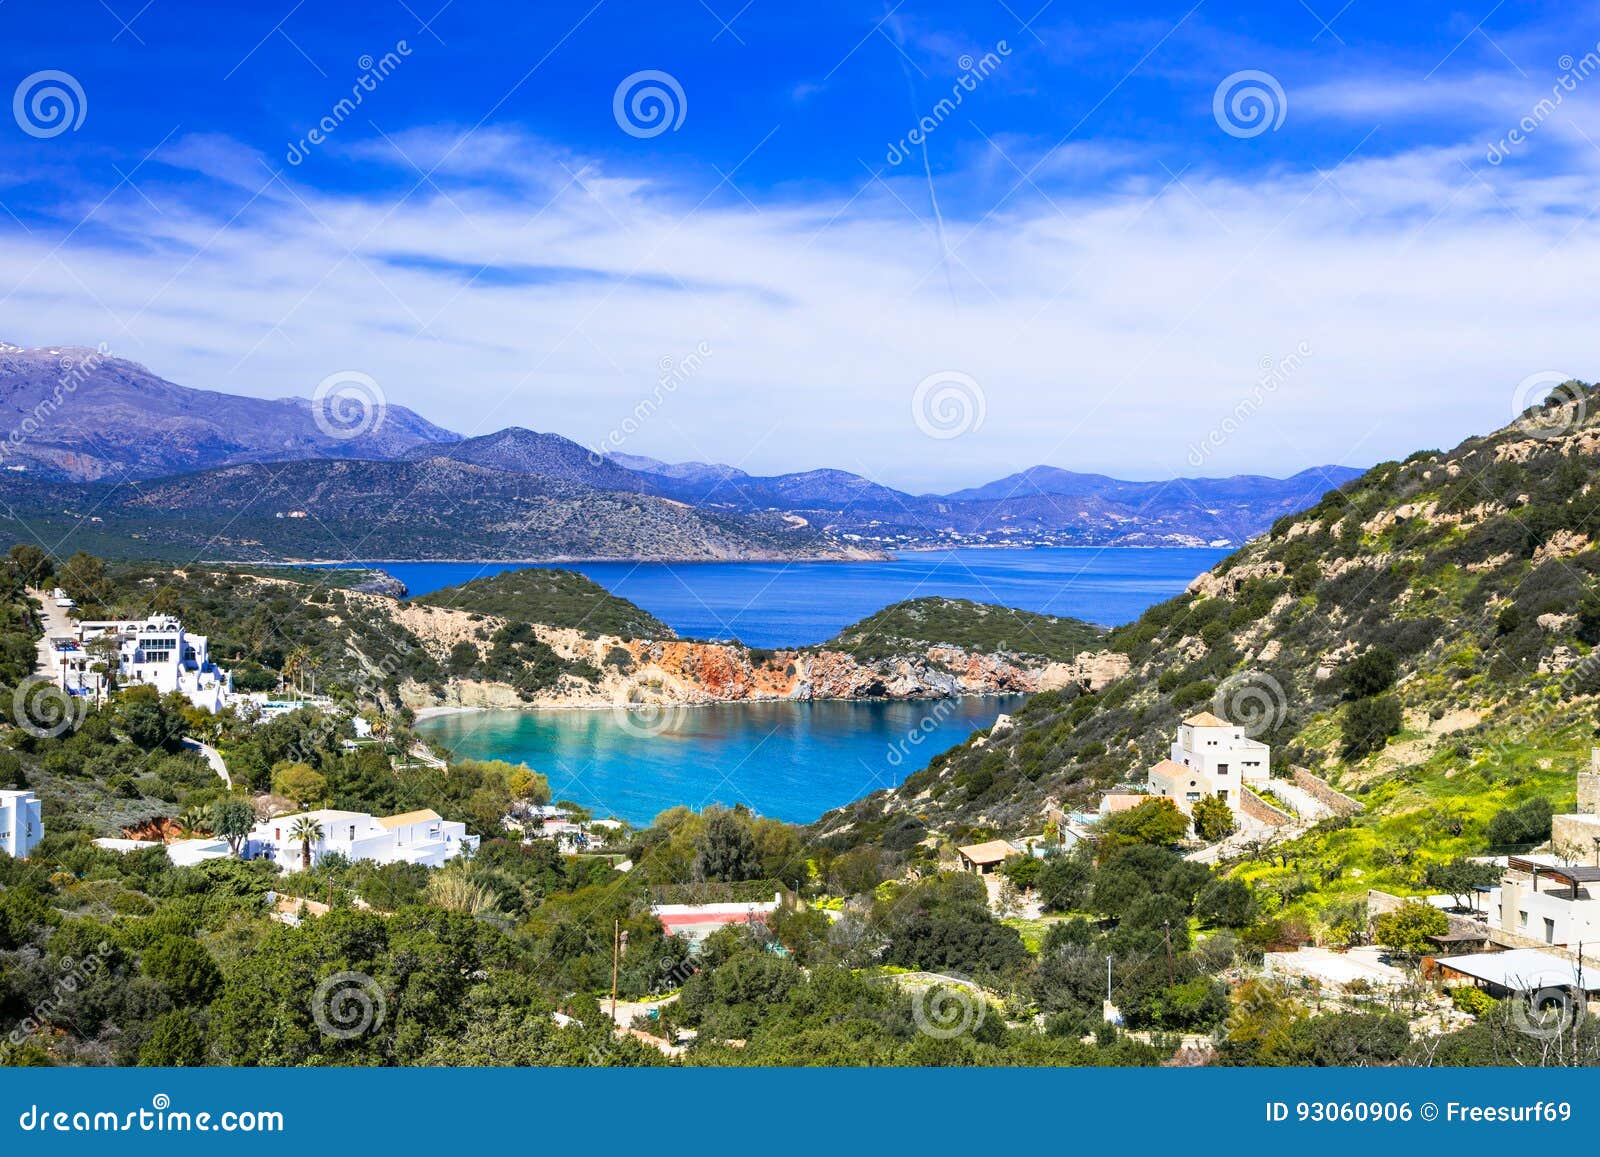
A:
219 543 1229 565
411 688 1028 722
412 704 488 722
216 551 894 566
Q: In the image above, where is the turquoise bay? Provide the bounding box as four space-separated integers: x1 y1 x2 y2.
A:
402 548 1225 823
418 696 1031 826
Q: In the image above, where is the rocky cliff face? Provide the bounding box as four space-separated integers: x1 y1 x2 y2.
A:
371 593 1122 712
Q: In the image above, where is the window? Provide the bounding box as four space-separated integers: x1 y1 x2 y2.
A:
1217 790 1228 800
1185 792 1201 802
1217 764 1229 775
1519 910 1529 928
1545 918 1557 944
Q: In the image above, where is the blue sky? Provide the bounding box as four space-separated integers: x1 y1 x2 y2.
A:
1 0 1596 489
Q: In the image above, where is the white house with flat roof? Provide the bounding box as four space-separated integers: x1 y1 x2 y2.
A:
1148 710 1271 814
93 835 232 866
1496 856 1600 949
247 807 478 871
1491 763 1600 950
0 789 42 858
50 615 233 712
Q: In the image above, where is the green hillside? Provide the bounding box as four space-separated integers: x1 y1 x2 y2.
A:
827 597 1104 661
414 568 672 639
815 382 1600 922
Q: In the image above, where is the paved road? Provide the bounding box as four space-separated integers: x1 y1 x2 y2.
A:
182 736 233 788
26 587 74 673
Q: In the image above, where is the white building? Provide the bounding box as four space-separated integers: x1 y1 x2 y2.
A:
92 835 231 866
52 615 233 712
1486 762 1600 950
1496 856 1600 949
0 789 42 858
1147 710 1271 814
247 807 479 871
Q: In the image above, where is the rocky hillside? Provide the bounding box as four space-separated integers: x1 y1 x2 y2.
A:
813 382 1600 857
0 340 1359 551
387 598 1126 712
413 567 672 639
0 343 457 479
0 458 880 563
88 565 1126 715
827 597 1105 662
405 427 647 490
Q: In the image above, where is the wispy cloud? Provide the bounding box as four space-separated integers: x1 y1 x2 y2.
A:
2 114 1598 491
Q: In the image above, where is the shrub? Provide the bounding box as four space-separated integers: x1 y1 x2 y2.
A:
1340 645 1397 699
1450 985 1499 1018
1340 695 1402 759
1485 797 1553 848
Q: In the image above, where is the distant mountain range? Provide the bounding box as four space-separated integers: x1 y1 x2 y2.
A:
0 344 457 480
0 343 1362 560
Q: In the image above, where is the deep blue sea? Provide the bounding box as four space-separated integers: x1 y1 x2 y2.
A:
418 695 1032 826
326 547 1225 647
390 548 1224 823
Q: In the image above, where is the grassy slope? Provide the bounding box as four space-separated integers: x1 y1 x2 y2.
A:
814 384 1600 926
825 597 1104 661
414 568 672 639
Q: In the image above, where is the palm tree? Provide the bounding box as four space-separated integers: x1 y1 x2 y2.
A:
282 646 311 699
288 815 324 871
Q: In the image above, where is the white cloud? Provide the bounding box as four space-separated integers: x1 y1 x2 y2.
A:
1 124 1597 492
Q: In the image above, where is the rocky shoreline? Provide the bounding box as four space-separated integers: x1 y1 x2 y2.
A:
353 591 1130 714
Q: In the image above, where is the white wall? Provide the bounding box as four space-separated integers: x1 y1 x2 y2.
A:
0 791 43 858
